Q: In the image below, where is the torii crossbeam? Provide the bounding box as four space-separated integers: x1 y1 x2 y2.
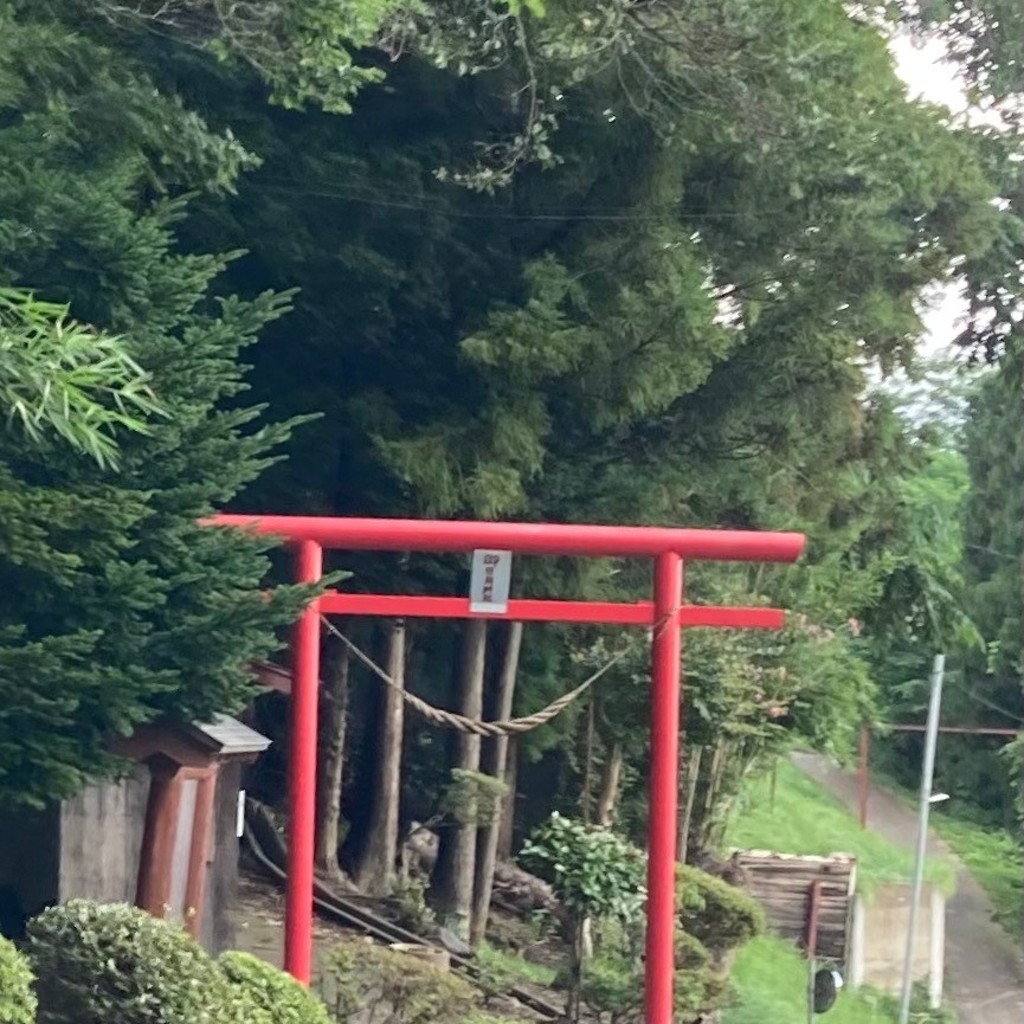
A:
208 515 806 1024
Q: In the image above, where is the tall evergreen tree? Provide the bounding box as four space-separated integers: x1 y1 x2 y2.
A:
0 1 304 807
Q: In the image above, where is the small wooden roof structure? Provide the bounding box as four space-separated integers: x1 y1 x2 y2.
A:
113 714 270 773
731 850 857 964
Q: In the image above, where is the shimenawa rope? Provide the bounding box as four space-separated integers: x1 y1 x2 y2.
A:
318 614 663 738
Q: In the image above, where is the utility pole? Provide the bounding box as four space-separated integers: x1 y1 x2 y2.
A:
897 654 946 1024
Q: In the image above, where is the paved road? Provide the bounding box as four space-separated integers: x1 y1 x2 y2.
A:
791 751 1024 1024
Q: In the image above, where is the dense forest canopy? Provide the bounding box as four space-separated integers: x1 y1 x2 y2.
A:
0 0 1022 964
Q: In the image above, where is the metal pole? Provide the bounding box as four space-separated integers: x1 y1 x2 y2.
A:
285 540 323 984
806 881 823 1023
645 552 683 1024
897 654 945 1024
858 723 870 829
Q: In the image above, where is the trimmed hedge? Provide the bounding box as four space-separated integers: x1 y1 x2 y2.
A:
676 863 764 954
580 936 723 1024
220 950 332 1024
0 934 36 1024
27 901 247 1024
322 941 478 1024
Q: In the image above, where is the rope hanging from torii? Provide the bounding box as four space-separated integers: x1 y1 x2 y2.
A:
318 614 656 737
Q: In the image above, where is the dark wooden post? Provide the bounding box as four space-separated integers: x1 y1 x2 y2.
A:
184 769 218 937
136 763 184 918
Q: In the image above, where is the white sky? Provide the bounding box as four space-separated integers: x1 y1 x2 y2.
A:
889 34 972 359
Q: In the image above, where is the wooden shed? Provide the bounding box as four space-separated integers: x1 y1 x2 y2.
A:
0 714 269 952
731 850 857 965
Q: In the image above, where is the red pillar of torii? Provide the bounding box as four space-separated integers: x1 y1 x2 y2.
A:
208 515 806 1024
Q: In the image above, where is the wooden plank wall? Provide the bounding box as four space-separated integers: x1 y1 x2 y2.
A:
731 850 857 964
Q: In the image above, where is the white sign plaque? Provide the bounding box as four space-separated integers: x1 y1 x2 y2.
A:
469 549 513 614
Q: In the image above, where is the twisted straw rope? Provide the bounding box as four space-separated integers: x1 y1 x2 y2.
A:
319 614 663 737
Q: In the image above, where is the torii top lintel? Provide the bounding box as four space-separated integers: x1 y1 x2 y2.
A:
208 514 806 563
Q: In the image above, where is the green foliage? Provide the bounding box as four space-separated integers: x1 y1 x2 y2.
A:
87 0 398 114
172 0 1023 861
0 3 307 807
673 931 726 1021
6 0 1020 939
521 816 646 1022
520 814 646 925
220 951 333 1024
676 864 764 954
391 876 436 932
891 0 1024 108
726 935 904 1024
0 288 160 467
929 805 1024 934
472 942 557 993
441 768 509 827
579 956 639 1024
577 935 728 1024
725 760 956 894
321 941 478 1024
571 866 761 1022
27 901 242 1024
0 935 35 1024
462 1014 534 1024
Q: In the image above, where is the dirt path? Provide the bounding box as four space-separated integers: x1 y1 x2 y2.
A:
790 751 1024 1024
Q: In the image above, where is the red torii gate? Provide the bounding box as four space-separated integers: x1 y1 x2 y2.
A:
208 515 805 1024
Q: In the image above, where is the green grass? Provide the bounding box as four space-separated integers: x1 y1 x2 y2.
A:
868 763 1024 935
474 941 559 988
724 760 956 894
726 937 953 1024
722 759 960 1024
726 936 913 1024
929 812 1024 932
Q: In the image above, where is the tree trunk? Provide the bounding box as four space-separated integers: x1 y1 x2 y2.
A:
471 621 522 947
677 745 703 864
431 618 487 939
567 916 585 1023
497 739 518 861
699 738 729 850
352 619 406 895
315 642 351 879
596 742 624 827
581 696 595 822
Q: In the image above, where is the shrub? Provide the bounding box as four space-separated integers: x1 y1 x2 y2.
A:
578 937 724 1024
0 934 36 1024
580 956 638 1024
220 951 332 1024
321 941 478 1024
676 864 764 954
27 900 246 1024
674 932 727 1022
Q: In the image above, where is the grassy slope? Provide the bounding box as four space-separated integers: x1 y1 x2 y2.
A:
867 762 1023 933
928 811 1023 932
726 936 913 1024
721 758 955 1024
726 760 956 892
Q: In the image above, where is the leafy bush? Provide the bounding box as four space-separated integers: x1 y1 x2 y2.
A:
27 900 246 1024
676 864 763 954
391 876 435 932
580 956 638 1023
521 814 647 1022
220 951 332 1024
321 941 478 1024
578 936 725 1024
673 932 726 1021
521 814 646 925
0 934 36 1024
